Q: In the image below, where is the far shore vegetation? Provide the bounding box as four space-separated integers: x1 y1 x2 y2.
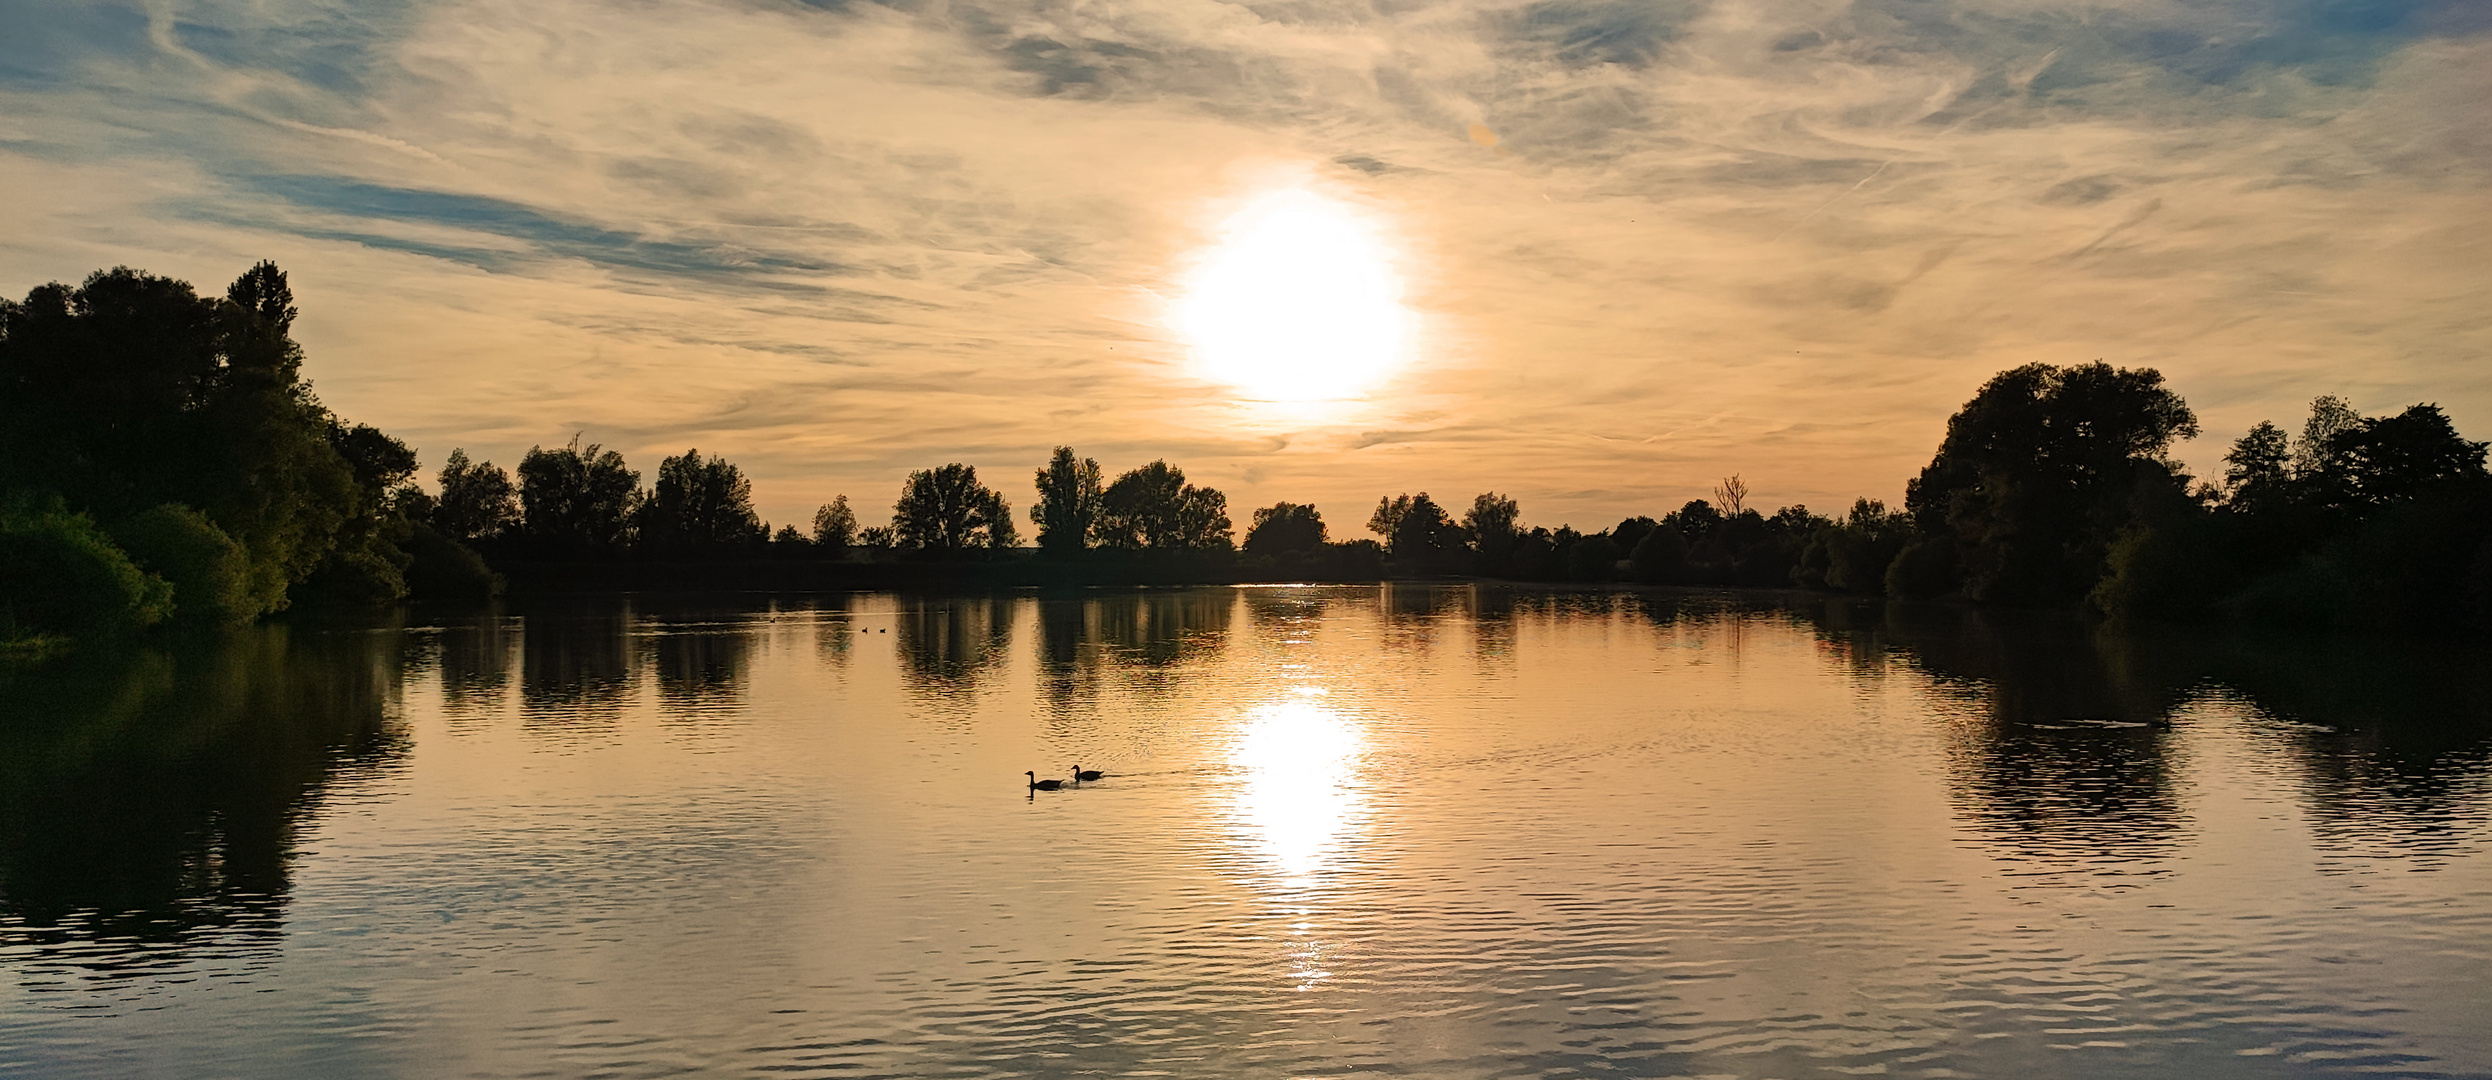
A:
6 263 2490 653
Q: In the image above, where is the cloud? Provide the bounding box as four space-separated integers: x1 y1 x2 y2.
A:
0 0 2485 529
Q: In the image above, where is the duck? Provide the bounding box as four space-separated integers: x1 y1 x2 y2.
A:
1071 765 1105 782
1026 770 1065 791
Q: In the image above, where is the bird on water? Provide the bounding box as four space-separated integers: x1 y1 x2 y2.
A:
1071 765 1104 782
1027 771 1065 791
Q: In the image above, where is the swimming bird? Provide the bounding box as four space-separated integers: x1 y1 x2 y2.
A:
1027 771 1065 791
1071 765 1105 782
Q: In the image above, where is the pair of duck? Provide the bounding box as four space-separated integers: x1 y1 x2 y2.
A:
1026 765 1105 791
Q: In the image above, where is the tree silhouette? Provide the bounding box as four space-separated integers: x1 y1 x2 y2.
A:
1098 461 1230 549
1464 493 1521 574
0 263 390 618
1243 502 1327 555
519 437 639 555
1712 475 1749 516
637 449 764 550
811 495 857 552
892 464 1014 552
1032 446 1103 552
435 449 521 541
1903 362 2197 604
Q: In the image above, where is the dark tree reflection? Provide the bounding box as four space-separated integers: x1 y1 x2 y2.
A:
1094 591 1231 672
519 603 637 732
2111 629 2492 865
652 619 753 718
1869 604 2192 874
0 625 409 971
897 595 1015 695
1036 596 1099 711
435 607 517 722
1783 594 2492 875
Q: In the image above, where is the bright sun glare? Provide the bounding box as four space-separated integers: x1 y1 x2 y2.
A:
1177 190 1411 401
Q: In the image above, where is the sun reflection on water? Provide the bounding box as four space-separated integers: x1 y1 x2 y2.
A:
1223 689 1371 991
1225 690 1369 886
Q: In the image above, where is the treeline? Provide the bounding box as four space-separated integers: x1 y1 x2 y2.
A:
0 264 498 652
8 263 2488 650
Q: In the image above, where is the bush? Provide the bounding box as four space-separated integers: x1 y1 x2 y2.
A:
0 493 173 640
403 522 504 600
112 503 254 625
1885 539 1958 599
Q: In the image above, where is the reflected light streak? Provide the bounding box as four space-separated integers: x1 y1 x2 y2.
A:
1225 696 1369 888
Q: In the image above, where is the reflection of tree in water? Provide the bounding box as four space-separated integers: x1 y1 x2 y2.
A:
1035 595 1098 711
1782 595 2492 877
651 620 753 719
1875 604 2193 875
0 625 409 974
2119 631 2492 866
806 595 855 672
519 605 637 733
1093 590 1232 671
897 596 1016 696
434 607 517 722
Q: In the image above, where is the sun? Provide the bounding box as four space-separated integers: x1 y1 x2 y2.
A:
1175 189 1412 401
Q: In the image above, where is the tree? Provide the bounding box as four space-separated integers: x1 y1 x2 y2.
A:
436 449 521 540
1663 500 1721 546
1713 475 1749 516
1032 447 1104 552
0 262 383 617
1902 362 2198 604
519 437 640 554
892 464 1014 552
2332 404 2490 507
1464 493 1521 573
1377 492 1463 567
1098 461 1231 549
1244 502 1327 555
2222 421 2291 513
638 449 764 549
811 495 857 552
1627 524 1688 583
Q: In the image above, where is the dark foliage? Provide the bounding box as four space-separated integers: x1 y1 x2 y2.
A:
1244 502 1327 555
892 463 1015 553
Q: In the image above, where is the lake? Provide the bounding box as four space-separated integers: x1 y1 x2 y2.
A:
3 586 2488 1078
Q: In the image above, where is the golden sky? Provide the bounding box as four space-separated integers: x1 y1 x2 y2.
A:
3 0 2487 530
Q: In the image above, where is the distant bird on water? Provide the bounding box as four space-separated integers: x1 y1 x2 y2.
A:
1071 765 1105 782
1027 771 1065 791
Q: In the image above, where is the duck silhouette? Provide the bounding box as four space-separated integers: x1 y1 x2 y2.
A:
1071 765 1105 782
1026 770 1065 791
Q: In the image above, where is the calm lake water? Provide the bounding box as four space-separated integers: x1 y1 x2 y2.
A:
4 586 2489 1079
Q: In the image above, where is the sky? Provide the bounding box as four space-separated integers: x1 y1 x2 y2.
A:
3 0 2487 532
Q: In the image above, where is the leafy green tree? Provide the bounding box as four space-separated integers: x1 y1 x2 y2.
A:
892 464 1015 552
0 262 385 617
0 493 172 642
637 449 764 550
1099 461 1230 549
1243 502 1327 555
436 449 521 540
519 437 640 554
812 495 857 552
1032 447 1104 552
112 503 253 624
